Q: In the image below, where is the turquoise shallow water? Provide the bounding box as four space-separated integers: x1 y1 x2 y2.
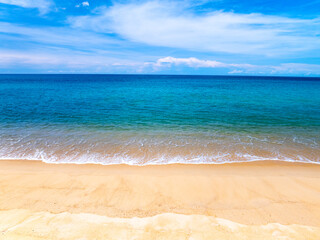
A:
0 74 319 164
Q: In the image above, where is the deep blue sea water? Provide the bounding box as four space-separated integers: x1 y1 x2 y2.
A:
0 74 319 164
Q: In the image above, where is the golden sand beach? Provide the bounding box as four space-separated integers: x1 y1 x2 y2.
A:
0 160 320 239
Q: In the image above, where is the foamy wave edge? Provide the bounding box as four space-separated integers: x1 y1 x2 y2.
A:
0 155 319 166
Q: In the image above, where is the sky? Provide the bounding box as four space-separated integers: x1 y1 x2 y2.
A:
0 0 320 76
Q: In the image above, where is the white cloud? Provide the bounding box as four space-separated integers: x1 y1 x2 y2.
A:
0 51 107 66
0 21 143 70
1 51 320 75
270 63 320 75
147 56 320 75
0 0 53 14
154 56 225 68
0 22 119 51
0 50 141 73
228 70 243 74
69 1 320 56
151 56 256 70
76 1 89 8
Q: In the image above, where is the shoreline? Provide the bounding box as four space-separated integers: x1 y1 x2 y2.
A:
1 158 320 176
1 157 320 166
0 159 320 239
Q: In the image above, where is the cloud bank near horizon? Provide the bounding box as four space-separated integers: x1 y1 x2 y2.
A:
148 57 320 75
2 52 320 76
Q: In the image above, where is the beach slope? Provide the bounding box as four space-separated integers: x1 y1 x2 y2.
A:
0 160 320 239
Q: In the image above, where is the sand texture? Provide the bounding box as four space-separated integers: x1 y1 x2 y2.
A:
0 160 320 239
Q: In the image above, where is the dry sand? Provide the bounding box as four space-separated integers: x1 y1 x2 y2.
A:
0 160 320 239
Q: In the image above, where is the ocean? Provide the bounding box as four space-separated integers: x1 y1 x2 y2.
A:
0 74 319 165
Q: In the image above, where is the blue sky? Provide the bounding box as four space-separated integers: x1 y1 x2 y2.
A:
0 0 320 75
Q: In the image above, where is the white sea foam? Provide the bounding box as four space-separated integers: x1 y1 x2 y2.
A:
0 151 319 166
0 128 319 165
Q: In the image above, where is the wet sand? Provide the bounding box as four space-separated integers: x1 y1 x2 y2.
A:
0 160 320 239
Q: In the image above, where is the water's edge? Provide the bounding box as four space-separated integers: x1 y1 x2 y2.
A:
1 157 319 166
